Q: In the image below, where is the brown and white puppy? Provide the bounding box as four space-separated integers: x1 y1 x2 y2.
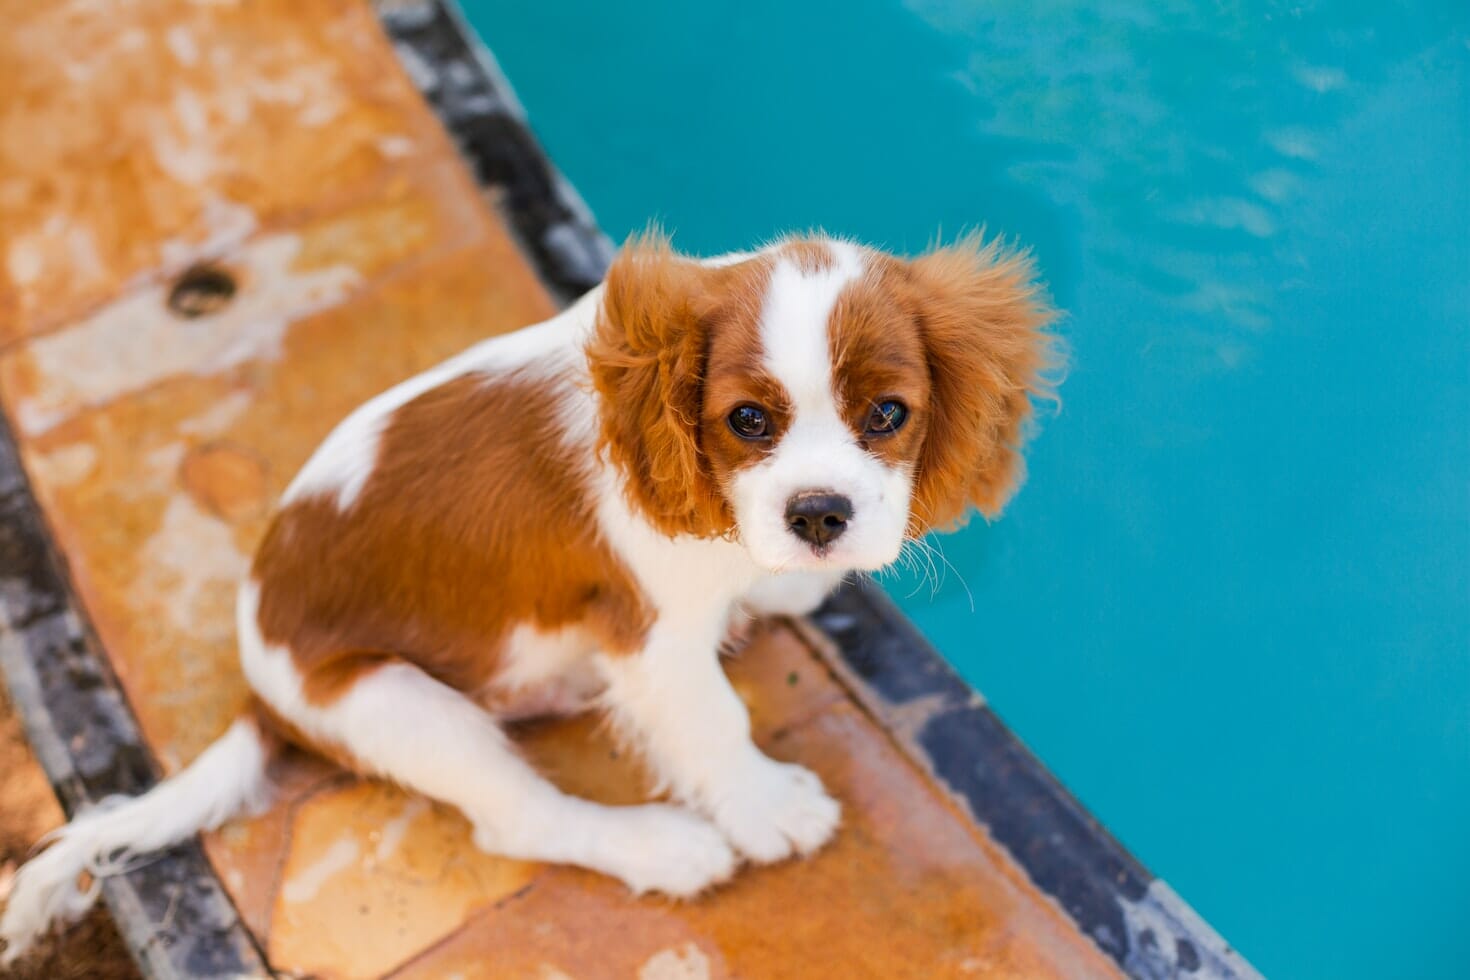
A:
1 232 1055 963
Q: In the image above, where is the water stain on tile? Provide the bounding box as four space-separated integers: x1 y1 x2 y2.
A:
11 230 358 436
639 943 715 980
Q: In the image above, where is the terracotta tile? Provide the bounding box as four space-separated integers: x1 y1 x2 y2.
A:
0 155 497 442
388 876 728 980
506 624 847 807
0 0 452 341
204 751 345 942
0 82 555 966
724 622 848 740
512 711 657 808
265 780 539 980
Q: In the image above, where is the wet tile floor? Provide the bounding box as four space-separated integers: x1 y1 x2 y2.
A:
0 2 1120 976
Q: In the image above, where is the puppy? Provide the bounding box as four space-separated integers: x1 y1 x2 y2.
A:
0 231 1055 962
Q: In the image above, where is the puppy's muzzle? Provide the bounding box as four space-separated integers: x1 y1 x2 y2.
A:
784 492 852 547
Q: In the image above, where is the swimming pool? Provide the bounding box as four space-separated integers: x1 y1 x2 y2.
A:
460 3 1469 976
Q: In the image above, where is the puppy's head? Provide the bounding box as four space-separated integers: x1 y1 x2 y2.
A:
587 231 1057 572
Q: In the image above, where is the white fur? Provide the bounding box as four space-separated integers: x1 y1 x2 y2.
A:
722 571 846 654
739 569 847 620
731 244 915 572
0 718 269 966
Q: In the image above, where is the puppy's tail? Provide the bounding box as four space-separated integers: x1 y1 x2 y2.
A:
0 715 272 966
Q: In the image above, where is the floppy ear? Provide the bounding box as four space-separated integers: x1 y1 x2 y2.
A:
586 232 730 538
907 233 1060 532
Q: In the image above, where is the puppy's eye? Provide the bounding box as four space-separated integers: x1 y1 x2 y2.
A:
728 405 771 440
865 400 908 435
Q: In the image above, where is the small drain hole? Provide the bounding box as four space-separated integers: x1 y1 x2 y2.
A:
168 265 237 318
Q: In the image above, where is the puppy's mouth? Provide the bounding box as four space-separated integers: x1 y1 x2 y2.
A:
806 544 834 560
742 536 843 573
779 538 855 571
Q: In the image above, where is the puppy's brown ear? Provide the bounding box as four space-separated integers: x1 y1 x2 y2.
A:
587 231 729 538
907 233 1060 532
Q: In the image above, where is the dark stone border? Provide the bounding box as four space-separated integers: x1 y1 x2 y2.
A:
373 0 613 305
378 4 1262 977
0 411 269 978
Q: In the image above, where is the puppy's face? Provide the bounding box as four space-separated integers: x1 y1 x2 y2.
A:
589 233 1055 573
700 247 928 571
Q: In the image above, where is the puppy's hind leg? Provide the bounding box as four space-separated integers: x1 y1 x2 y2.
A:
280 658 737 898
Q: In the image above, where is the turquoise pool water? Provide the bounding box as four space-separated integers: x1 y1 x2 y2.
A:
462 3 1469 976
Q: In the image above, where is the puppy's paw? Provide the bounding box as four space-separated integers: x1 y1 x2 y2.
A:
605 804 739 898
709 757 841 864
472 802 736 898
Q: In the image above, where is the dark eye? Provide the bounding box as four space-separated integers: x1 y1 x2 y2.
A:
728 404 771 440
865 400 908 435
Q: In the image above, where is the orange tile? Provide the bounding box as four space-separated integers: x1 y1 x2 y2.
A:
0 155 498 443
387 876 727 980
265 779 539 979
507 625 849 807
0 0 453 342
724 622 849 740
204 752 345 941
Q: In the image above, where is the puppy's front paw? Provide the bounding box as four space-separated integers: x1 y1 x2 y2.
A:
605 804 739 898
709 757 840 864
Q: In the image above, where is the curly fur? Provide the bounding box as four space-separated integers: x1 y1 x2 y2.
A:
586 232 734 538
903 233 1061 530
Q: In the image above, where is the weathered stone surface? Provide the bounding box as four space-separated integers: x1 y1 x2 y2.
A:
0 0 454 342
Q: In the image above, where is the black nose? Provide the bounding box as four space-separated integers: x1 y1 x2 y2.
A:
785 492 852 547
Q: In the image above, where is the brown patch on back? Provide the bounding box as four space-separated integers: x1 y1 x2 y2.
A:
252 373 652 707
